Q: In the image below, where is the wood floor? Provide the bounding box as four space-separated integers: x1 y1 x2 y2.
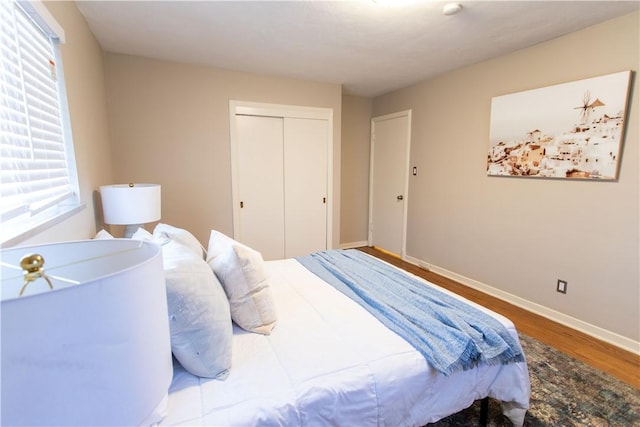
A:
358 247 640 389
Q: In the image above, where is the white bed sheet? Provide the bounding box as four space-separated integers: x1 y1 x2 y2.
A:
162 258 530 426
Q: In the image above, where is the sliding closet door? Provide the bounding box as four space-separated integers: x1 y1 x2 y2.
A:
231 101 334 261
235 115 285 260
284 117 328 258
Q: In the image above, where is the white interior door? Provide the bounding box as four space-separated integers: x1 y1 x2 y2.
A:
284 117 328 258
369 110 411 257
235 115 285 260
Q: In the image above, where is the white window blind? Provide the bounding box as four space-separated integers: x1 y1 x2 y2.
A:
1 0 80 245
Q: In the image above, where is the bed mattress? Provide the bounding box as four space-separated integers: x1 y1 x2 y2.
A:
162 258 530 426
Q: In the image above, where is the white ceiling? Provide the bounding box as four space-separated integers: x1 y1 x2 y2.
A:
76 0 639 97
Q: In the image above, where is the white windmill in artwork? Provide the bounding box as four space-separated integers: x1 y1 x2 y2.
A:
574 90 605 124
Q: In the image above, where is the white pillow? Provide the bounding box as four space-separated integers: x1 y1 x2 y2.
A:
153 223 205 259
131 227 153 241
207 230 277 335
161 238 233 378
94 229 114 239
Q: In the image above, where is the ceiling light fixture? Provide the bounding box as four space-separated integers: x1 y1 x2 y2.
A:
442 3 462 16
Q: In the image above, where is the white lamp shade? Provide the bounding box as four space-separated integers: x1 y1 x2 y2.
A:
100 183 161 225
1 239 172 426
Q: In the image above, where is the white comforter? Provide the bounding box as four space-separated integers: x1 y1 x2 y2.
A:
162 258 530 426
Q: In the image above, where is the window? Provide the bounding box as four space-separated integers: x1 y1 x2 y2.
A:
1 0 81 246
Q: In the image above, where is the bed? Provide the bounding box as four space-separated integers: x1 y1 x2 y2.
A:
158 228 531 427
0 225 529 426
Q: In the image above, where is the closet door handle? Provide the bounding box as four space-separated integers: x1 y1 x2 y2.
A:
397 195 404 200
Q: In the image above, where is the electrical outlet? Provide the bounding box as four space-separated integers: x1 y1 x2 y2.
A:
557 279 567 294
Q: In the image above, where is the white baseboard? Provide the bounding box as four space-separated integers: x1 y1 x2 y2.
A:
404 255 640 355
340 241 368 249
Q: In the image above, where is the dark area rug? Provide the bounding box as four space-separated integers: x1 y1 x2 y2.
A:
427 333 640 426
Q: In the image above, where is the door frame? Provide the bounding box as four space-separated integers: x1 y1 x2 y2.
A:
229 100 334 251
368 109 412 259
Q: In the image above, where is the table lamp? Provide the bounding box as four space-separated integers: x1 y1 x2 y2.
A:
100 183 161 237
1 239 173 426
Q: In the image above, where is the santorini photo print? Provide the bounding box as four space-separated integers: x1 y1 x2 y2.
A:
487 70 631 180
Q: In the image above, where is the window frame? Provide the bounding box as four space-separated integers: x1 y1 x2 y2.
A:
1 0 83 247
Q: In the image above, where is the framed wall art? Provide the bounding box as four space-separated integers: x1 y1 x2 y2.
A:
487 70 632 180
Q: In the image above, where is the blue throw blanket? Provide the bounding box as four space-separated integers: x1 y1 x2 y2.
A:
296 249 524 376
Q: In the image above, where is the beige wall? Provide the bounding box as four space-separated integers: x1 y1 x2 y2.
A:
18 2 637 347
340 95 372 246
103 54 342 247
20 1 113 246
371 12 639 343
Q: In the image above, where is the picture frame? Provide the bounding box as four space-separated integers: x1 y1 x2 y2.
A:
487 71 632 180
